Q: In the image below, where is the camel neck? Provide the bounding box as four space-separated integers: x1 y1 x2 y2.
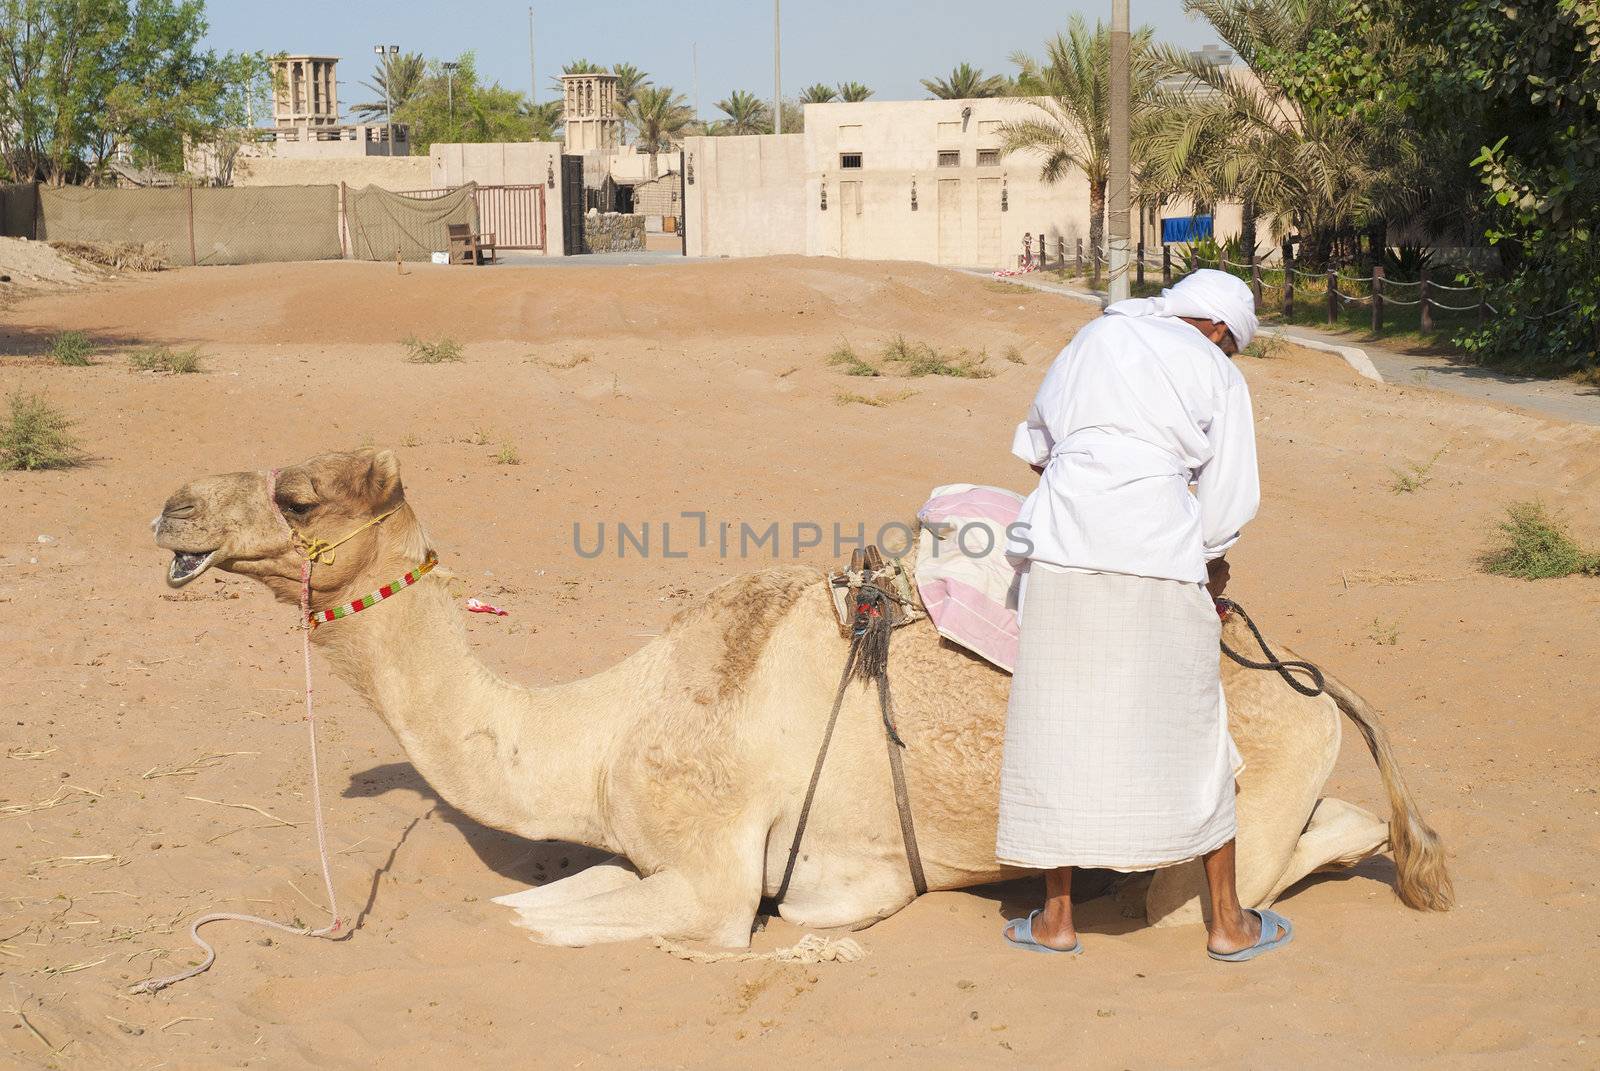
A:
308 567 620 852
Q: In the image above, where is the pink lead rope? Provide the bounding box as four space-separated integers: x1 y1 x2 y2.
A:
134 472 343 995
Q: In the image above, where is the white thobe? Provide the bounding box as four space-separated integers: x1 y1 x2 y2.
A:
1006 312 1260 583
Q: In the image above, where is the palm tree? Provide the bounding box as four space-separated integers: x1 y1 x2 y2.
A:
351 52 427 122
549 58 606 94
1143 0 1419 265
715 90 771 135
626 85 693 173
523 99 564 142
836 81 874 103
921 62 1008 99
799 83 838 104
1000 17 1173 263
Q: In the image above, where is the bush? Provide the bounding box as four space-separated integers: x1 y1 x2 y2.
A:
129 346 202 373
49 331 94 366
0 391 84 471
1480 501 1600 579
403 335 463 364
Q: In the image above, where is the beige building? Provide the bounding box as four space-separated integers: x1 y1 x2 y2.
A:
684 97 1247 269
273 55 340 126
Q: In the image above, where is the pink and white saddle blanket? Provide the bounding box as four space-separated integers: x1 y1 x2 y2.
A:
914 484 1026 673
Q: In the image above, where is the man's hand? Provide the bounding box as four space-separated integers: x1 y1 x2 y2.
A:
1206 557 1231 600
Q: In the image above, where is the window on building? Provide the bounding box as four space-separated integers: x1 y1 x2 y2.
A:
978 120 1002 135
977 149 1000 166
840 152 863 169
937 121 961 141
937 150 961 168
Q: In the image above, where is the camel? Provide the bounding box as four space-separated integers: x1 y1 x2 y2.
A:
153 448 1452 948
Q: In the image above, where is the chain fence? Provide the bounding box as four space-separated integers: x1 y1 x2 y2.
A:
1 181 491 266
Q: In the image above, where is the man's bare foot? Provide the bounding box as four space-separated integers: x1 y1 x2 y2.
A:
1007 905 1079 951
1206 907 1281 956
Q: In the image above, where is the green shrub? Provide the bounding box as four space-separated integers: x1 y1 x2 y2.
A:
1481 501 1600 579
0 391 84 471
49 330 94 366
129 346 202 373
403 335 463 364
826 341 880 377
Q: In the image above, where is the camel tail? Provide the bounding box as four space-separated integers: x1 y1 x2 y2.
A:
1322 673 1455 912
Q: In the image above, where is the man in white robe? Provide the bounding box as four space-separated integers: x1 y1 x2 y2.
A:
996 269 1292 961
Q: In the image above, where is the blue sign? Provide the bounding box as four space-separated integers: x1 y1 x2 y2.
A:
1161 215 1214 244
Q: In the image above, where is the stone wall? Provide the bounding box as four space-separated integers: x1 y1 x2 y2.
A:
583 212 645 253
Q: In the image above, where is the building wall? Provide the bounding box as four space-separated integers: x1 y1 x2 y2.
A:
429 141 566 256
681 134 807 259
684 98 1258 270
632 173 682 219
233 155 431 190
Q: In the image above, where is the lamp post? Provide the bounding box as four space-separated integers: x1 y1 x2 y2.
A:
373 43 399 156
1107 1 1131 302
773 0 782 135
442 61 459 142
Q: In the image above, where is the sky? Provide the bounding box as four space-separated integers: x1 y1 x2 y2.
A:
201 0 1226 120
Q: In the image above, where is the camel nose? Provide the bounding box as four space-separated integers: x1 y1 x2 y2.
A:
163 501 197 521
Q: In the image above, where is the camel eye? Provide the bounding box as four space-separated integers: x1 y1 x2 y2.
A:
280 500 315 516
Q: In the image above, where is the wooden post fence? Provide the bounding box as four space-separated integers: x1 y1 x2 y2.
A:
1419 268 1433 333
1371 265 1384 333
1057 236 1065 270
1075 238 1083 275
1282 239 1294 320
1136 241 1145 288
1250 255 1263 306
1326 268 1338 326
1162 245 1172 285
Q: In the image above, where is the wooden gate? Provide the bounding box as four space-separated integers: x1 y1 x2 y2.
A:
475 184 545 250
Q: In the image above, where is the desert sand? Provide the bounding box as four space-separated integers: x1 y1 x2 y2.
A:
2 257 1597 1068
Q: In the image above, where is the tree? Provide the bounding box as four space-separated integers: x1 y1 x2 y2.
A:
1000 16 1174 261
549 58 604 94
626 85 692 167
394 53 535 154
523 99 564 142
836 81 873 103
1385 0 1599 370
799 83 838 104
0 0 265 183
714 90 770 134
611 63 651 109
350 51 426 122
921 62 1008 99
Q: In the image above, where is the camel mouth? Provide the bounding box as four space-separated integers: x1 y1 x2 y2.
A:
167 549 217 588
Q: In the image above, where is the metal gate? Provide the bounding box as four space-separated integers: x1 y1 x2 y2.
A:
475 184 546 250
560 155 585 255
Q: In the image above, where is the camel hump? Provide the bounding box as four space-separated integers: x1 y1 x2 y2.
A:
664 565 826 704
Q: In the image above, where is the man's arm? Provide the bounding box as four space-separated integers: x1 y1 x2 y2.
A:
1196 379 1261 562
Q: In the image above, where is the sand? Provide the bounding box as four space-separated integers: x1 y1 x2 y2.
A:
1 257 1597 1068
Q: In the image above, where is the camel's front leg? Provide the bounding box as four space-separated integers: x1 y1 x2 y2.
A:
507 868 752 948
491 855 640 913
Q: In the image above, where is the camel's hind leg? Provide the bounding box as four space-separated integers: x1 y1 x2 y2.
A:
491 855 640 913
1263 797 1388 903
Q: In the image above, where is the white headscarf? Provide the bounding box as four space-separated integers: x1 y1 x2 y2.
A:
1103 268 1259 351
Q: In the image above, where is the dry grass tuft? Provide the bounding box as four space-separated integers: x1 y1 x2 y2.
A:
1003 345 1026 364
879 335 994 378
0 391 84 471
1481 501 1600 580
129 346 202 374
826 341 880 377
403 335 464 364
50 239 169 271
834 388 918 408
1389 446 1446 494
494 442 522 465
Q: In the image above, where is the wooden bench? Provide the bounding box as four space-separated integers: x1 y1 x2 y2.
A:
447 222 497 265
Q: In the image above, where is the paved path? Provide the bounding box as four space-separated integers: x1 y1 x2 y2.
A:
969 269 1600 428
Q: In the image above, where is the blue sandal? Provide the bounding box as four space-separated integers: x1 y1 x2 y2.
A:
1003 909 1084 955
1207 907 1293 962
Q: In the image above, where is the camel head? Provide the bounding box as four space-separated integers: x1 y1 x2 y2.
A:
153 447 419 606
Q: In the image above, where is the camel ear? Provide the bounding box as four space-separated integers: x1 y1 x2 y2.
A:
364 448 404 510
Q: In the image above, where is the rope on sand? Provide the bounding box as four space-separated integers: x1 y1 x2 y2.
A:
652 933 869 965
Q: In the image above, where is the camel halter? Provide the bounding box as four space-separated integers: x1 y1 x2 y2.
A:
136 469 431 994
